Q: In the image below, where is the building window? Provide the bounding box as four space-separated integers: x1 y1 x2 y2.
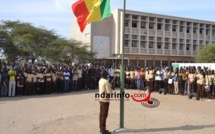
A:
149 36 154 41
213 30 215 35
172 38 177 43
193 45 197 51
172 44 177 49
186 45 190 50
132 15 138 20
132 35 138 40
157 37 162 42
125 40 129 47
165 25 169 31
206 41 210 45
193 28 197 34
141 16 147 21
125 14 130 19
165 44 169 49
132 21 137 28
157 24 162 30
149 17 155 21
141 22 146 28
186 28 190 33
149 23 154 29
165 19 170 23
200 28 203 34
125 20 129 27
180 26 184 32
125 34 129 39
132 41 137 47
186 39 190 44
149 43 154 48
157 43 162 49
141 41 146 48
157 18 162 22
179 44 184 50
172 26 177 32
206 29 210 35
141 36 146 40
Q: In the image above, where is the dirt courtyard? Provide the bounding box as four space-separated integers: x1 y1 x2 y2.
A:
0 89 215 134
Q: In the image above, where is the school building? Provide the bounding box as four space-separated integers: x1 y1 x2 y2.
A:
71 9 215 67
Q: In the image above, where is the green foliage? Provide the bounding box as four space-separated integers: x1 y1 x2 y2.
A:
195 43 215 63
0 20 95 64
45 39 95 64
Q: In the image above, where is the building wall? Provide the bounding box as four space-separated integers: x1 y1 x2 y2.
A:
115 9 215 59
71 18 91 50
71 9 215 67
91 15 114 58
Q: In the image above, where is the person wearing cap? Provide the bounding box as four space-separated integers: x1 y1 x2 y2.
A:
98 70 112 134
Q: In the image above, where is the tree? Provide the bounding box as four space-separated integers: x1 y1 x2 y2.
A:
45 38 95 64
0 20 95 64
0 20 24 61
195 43 215 63
11 22 58 63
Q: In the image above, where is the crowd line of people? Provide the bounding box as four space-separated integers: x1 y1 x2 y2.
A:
0 60 214 99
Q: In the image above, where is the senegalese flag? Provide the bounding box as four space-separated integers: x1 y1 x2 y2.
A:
72 0 111 32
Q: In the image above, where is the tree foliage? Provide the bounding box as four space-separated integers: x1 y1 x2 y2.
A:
0 20 95 64
195 43 215 63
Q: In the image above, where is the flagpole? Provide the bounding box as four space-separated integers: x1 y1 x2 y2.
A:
114 0 128 132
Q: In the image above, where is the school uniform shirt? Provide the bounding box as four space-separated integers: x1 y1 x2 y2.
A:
72 70 78 81
99 78 112 102
32 74 37 83
205 75 212 86
114 69 120 77
125 71 130 79
25 74 32 82
78 69 82 79
52 73 57 82
148 70 154 79
129 71 135 79
37 73 44 83
188 73 196 83
45 73 52 82
196 74 204 85
145 71 150 81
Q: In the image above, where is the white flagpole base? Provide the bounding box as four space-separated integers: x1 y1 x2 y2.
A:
113 128 128 133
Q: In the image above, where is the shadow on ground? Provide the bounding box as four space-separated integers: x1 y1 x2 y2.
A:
113 124 215 133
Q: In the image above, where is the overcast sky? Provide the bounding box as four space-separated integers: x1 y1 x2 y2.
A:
1 0 215 39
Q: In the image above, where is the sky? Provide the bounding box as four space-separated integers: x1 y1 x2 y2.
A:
1 0 215 39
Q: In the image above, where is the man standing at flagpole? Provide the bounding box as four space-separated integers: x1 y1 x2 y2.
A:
99 70 112 134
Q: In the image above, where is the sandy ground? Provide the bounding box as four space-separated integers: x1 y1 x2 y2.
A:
0 89 215 134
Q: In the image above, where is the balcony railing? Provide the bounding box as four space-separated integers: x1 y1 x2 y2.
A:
132 29 139 34
124 48 129 53
141 48 147 53
149 49 155 54
164 50 170 55
157 50 163 54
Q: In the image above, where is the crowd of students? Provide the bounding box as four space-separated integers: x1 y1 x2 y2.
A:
123 65 215 99
0 60 214 99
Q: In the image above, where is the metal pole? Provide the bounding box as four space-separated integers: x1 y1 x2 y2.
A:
114 0 128 132
120 0 126 128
